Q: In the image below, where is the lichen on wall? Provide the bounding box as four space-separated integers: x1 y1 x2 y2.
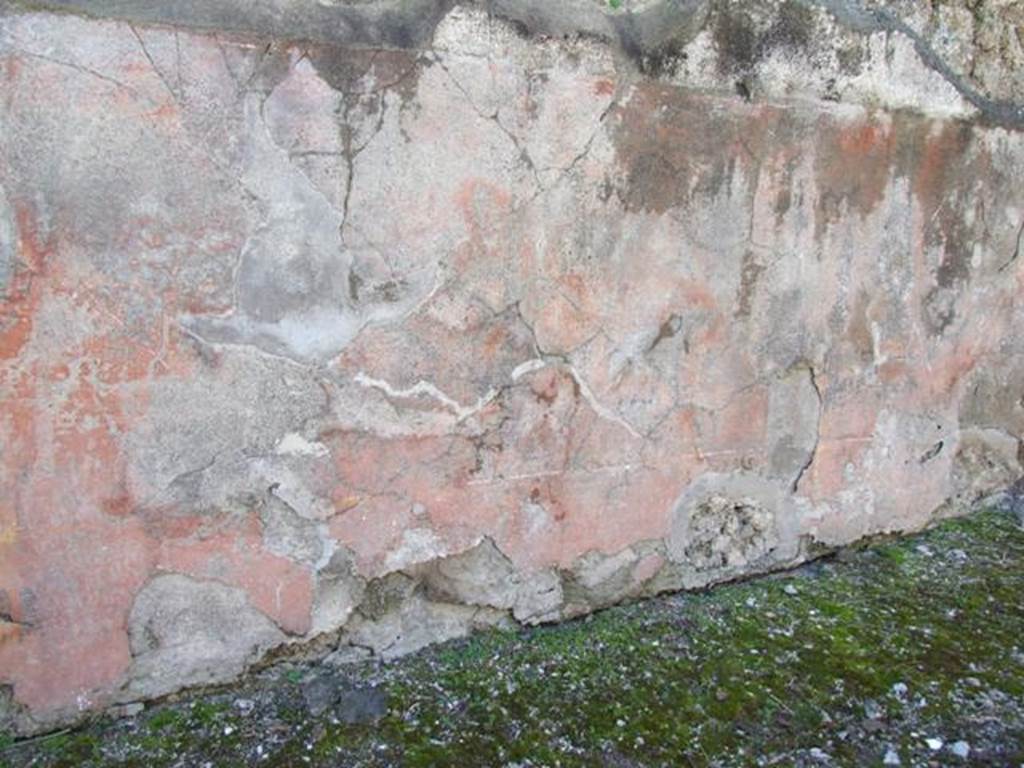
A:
0 0 1022 734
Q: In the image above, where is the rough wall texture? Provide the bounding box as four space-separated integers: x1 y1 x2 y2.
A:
1 0 1023 734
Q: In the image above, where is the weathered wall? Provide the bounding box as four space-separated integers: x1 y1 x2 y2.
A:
1 0 1023 733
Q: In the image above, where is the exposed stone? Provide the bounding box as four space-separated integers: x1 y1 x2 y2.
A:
259 493 325 565
560 546 657 616
302 672 341 716
947 428 1024 513
950 740 971 759
341 592 510 659
357 573 419 623
301 671 389 720
417 538 521 610
685 495 776 570
335 685 388 725
667 474 802 584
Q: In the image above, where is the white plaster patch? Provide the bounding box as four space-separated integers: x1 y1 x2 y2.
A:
385 527 447 571
275 433 330 458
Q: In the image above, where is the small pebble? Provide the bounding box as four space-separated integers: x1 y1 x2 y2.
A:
950 741 970 758
235 698 255 714
783 584 799 596
925 737 944 751
947 549 968 562
223 725 235 736
864 699 883 719
809 747 829 762
883 746 901 765
891 682 908 699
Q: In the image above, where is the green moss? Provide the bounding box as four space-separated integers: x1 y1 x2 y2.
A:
143 709 181 732
187 701 228 726
13 732 102 768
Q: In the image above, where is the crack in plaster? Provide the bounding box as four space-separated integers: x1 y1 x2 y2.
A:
998 217 1024 273
791 362 823 494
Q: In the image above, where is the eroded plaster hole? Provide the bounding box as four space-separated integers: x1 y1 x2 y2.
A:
685 494 777 571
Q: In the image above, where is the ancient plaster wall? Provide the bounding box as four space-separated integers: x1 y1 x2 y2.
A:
1 0 1023 733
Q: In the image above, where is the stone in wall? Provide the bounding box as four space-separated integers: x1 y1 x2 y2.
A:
0 0 1022 734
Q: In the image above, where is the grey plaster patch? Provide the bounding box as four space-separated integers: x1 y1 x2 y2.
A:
341 592 509 659
124 351 327 507
126 574 286 699
415 540 566 624
259 492 325 565
5 0 459 49
416 538 520 610
180 93 360 363
178 74 439 364
511 569 564 624
561 546 642 616
311 547 367 635
806 0 1024 127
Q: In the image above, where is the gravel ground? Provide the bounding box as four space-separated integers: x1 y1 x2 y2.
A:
3 507 1023 768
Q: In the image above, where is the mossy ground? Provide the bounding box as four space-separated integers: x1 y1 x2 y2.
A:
4 508 1024 767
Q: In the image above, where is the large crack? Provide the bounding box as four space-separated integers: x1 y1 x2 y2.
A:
129 24 180 102
790 362 823 494
5 46 145 100
998 218 1024 273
